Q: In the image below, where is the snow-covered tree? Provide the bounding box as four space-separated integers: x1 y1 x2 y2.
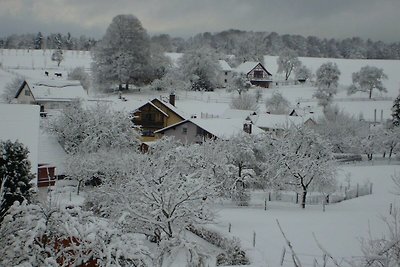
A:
391 94 400 127
228 72 251 95
0 76 25 103
313 62 341 110
314 106 369 153
0 201 152 266
348 66 388 99
294 64 312 82
230 93 258 110
51 48 63 67
265 91 291 114
0 140 33 222
277 49 301 80
178 46 221 91
87 138 219 243
65 149 139 195
67 67 91 92
382 127 400 159
359 127 384 160
47 101 139 154
92 14 151 91
272 126 337 208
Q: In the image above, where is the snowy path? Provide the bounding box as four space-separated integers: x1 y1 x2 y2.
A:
211 164 400 266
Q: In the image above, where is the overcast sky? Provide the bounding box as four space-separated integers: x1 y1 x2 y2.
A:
1 0 399 42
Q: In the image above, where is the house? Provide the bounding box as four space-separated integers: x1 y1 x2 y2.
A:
154 118 263 144
131 94 187 141
0 104 40 181
217 60 234 88
37 131 67 188
234 61 273 88
249 113 316 135
15 79 87 113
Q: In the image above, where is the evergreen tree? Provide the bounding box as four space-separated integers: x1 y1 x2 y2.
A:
392 94 400 127
34 32 43 49
0 140 33 221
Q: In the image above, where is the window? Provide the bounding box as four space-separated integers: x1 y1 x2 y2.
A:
253 70 263 78
225 72 228 76
182 127 188 135
224 79 227 83
25 89 30 96
144 113 155 121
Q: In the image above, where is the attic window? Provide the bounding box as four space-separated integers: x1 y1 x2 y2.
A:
182 127 188 135
25 90 30 96
225 72 228 75
254 70 263 78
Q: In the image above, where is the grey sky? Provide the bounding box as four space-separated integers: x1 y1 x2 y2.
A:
0 0 399 42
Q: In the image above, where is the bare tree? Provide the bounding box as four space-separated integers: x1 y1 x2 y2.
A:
277 49 301 80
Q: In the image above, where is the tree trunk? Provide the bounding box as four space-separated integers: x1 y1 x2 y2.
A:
118 84 123 91
389 147 394 159
301 190 307 209
77 180 82 195
369 88 372 99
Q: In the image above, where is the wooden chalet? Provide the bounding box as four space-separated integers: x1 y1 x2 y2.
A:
131 94 186 141
234 61 273 88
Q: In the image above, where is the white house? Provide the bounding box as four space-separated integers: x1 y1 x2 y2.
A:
217 60 234 88
15 79 87 112
154 117 263 144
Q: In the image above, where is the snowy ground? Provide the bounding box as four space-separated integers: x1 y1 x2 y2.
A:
209 163 400 266
1 49 400 266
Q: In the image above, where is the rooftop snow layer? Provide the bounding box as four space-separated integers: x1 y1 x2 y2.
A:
27 79 87 100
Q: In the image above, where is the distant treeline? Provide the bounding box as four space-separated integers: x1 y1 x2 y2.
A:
2 29 400 60
0 32 97 51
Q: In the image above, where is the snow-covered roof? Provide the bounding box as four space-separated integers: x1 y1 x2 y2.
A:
191 118 264 139
132 97 187 120
21 79 87 101
219 60 232 71
234 61 260 74
250 113 314 130
220 108 257 119
38 130 67 175
234 61 272 76
0 104 40 179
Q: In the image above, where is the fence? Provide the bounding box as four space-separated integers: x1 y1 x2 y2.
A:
255 183 372 206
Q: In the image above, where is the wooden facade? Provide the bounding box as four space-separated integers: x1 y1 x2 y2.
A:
37 164 56 187
132 96 185 141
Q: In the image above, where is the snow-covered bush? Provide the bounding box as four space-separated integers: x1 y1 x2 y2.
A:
230 93 258 110
47 101 139 154
0 201 152 266
68 66 90 91
265 91 291 114
187 225 250 266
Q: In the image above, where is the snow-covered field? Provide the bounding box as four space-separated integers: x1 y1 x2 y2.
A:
1 49 400 266
210 164 400 266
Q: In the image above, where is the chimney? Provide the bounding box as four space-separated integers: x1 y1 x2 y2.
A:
169 92 175 106
243 122 252 134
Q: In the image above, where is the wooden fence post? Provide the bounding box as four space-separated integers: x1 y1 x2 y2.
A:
356 183 359 197
268 192 271 201
370 183 373 194
390 203 393 215
228 223 231 233
253 231 256 247
264 198 267 211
